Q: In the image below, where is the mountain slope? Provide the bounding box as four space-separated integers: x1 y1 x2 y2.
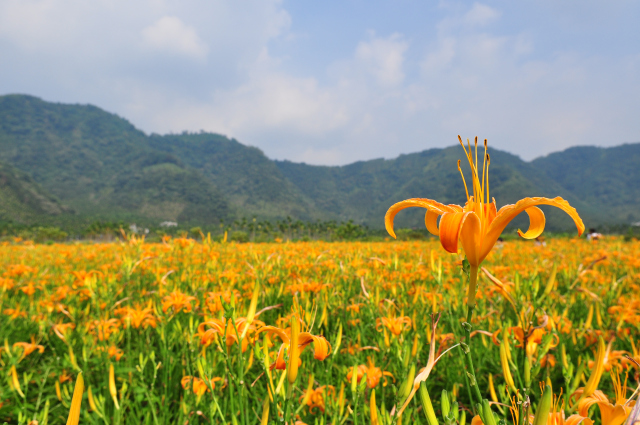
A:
0 161 69 223
148 132 320 220
0 94 636 231
532 144 640 224
0 95 232 225
276 146 597 230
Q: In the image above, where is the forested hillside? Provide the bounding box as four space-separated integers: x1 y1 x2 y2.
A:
0 94 637 232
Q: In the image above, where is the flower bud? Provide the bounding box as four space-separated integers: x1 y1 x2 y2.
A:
500 339 517 392
260 397 270 425
441 389 451 418
333 323 343 356
109 363 120 410
66 372 84 425
351 365 358 395
459 410 467 425
532 385 553 425
481 399 497 425
399 364 416 401
581 336 605 399
370 389 379 425
418 382 439 425
287 314 300 386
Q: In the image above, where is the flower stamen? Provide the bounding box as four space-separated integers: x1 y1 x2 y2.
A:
458 160 470 202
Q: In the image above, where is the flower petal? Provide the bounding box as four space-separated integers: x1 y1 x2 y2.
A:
385 198 457 239
565 414 594 425
257 326 290 344
439 211 480 261
439 212 466 254
459 212 482 266
485 199 497 226
298 332 332 361
517 206 545 239
480 197 585 262
425 210 440 235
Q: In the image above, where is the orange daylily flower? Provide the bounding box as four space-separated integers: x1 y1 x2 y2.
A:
87 318 120 341
346 357 395 389
181 375 223 396
52 322 76 341
197 317 264 352
257 324 331 370
13 336 45 360
299 385 335 414
375 315 411 336
573 372 635 425
162 290 197 314
386 137 584 306
116 304 158 329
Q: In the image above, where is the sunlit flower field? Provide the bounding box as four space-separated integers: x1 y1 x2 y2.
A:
0 235 638 424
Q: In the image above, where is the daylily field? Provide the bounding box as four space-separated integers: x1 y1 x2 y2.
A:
1 140 639 425
0 235 638 425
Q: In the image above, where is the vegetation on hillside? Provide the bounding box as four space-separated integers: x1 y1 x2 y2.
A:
0 94 638 233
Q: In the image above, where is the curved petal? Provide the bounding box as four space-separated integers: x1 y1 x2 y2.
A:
439 211 480 263
480 197 585 263
578 391 608 417
459 212 482 266
256 326 290 344
272 344 287 370
600 404 629 425
298 333 332 361
425 210 440 235
439 212 466 254
517 206 546 239
565 414 594 425
385 198 457 238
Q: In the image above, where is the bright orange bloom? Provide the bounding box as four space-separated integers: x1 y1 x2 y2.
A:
181 376 223 396
87 318 120 341
574 372 635 425
376 315 411 336
197 317 264 352
257 324 332 370
162 290 197 314
13 336 44 359
346 357 395 389
386 137 584 306
116 304 157 329
541 354 557 368
52 322 76 341
4 306 27 319
97 345 124 361
299 385 335 414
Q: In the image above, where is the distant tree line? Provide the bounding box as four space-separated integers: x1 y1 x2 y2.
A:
0 217 637 243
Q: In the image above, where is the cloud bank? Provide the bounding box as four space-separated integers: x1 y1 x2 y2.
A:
1 0 638 164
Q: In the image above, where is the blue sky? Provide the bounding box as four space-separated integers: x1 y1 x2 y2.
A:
1 0 639 165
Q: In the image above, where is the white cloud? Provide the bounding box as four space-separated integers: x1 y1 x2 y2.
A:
355 33 409 87
141 16 208 60
463 3 501 27
0 1 639 165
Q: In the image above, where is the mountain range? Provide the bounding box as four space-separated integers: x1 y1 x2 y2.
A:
0 94 638 232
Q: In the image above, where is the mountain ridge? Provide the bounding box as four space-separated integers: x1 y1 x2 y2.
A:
0 94 637 231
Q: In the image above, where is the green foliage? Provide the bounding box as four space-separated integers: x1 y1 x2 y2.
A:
335 220 367 240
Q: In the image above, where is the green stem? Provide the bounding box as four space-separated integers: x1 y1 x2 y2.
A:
467 266 478 310
464 306 483 406
461 266 483 410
